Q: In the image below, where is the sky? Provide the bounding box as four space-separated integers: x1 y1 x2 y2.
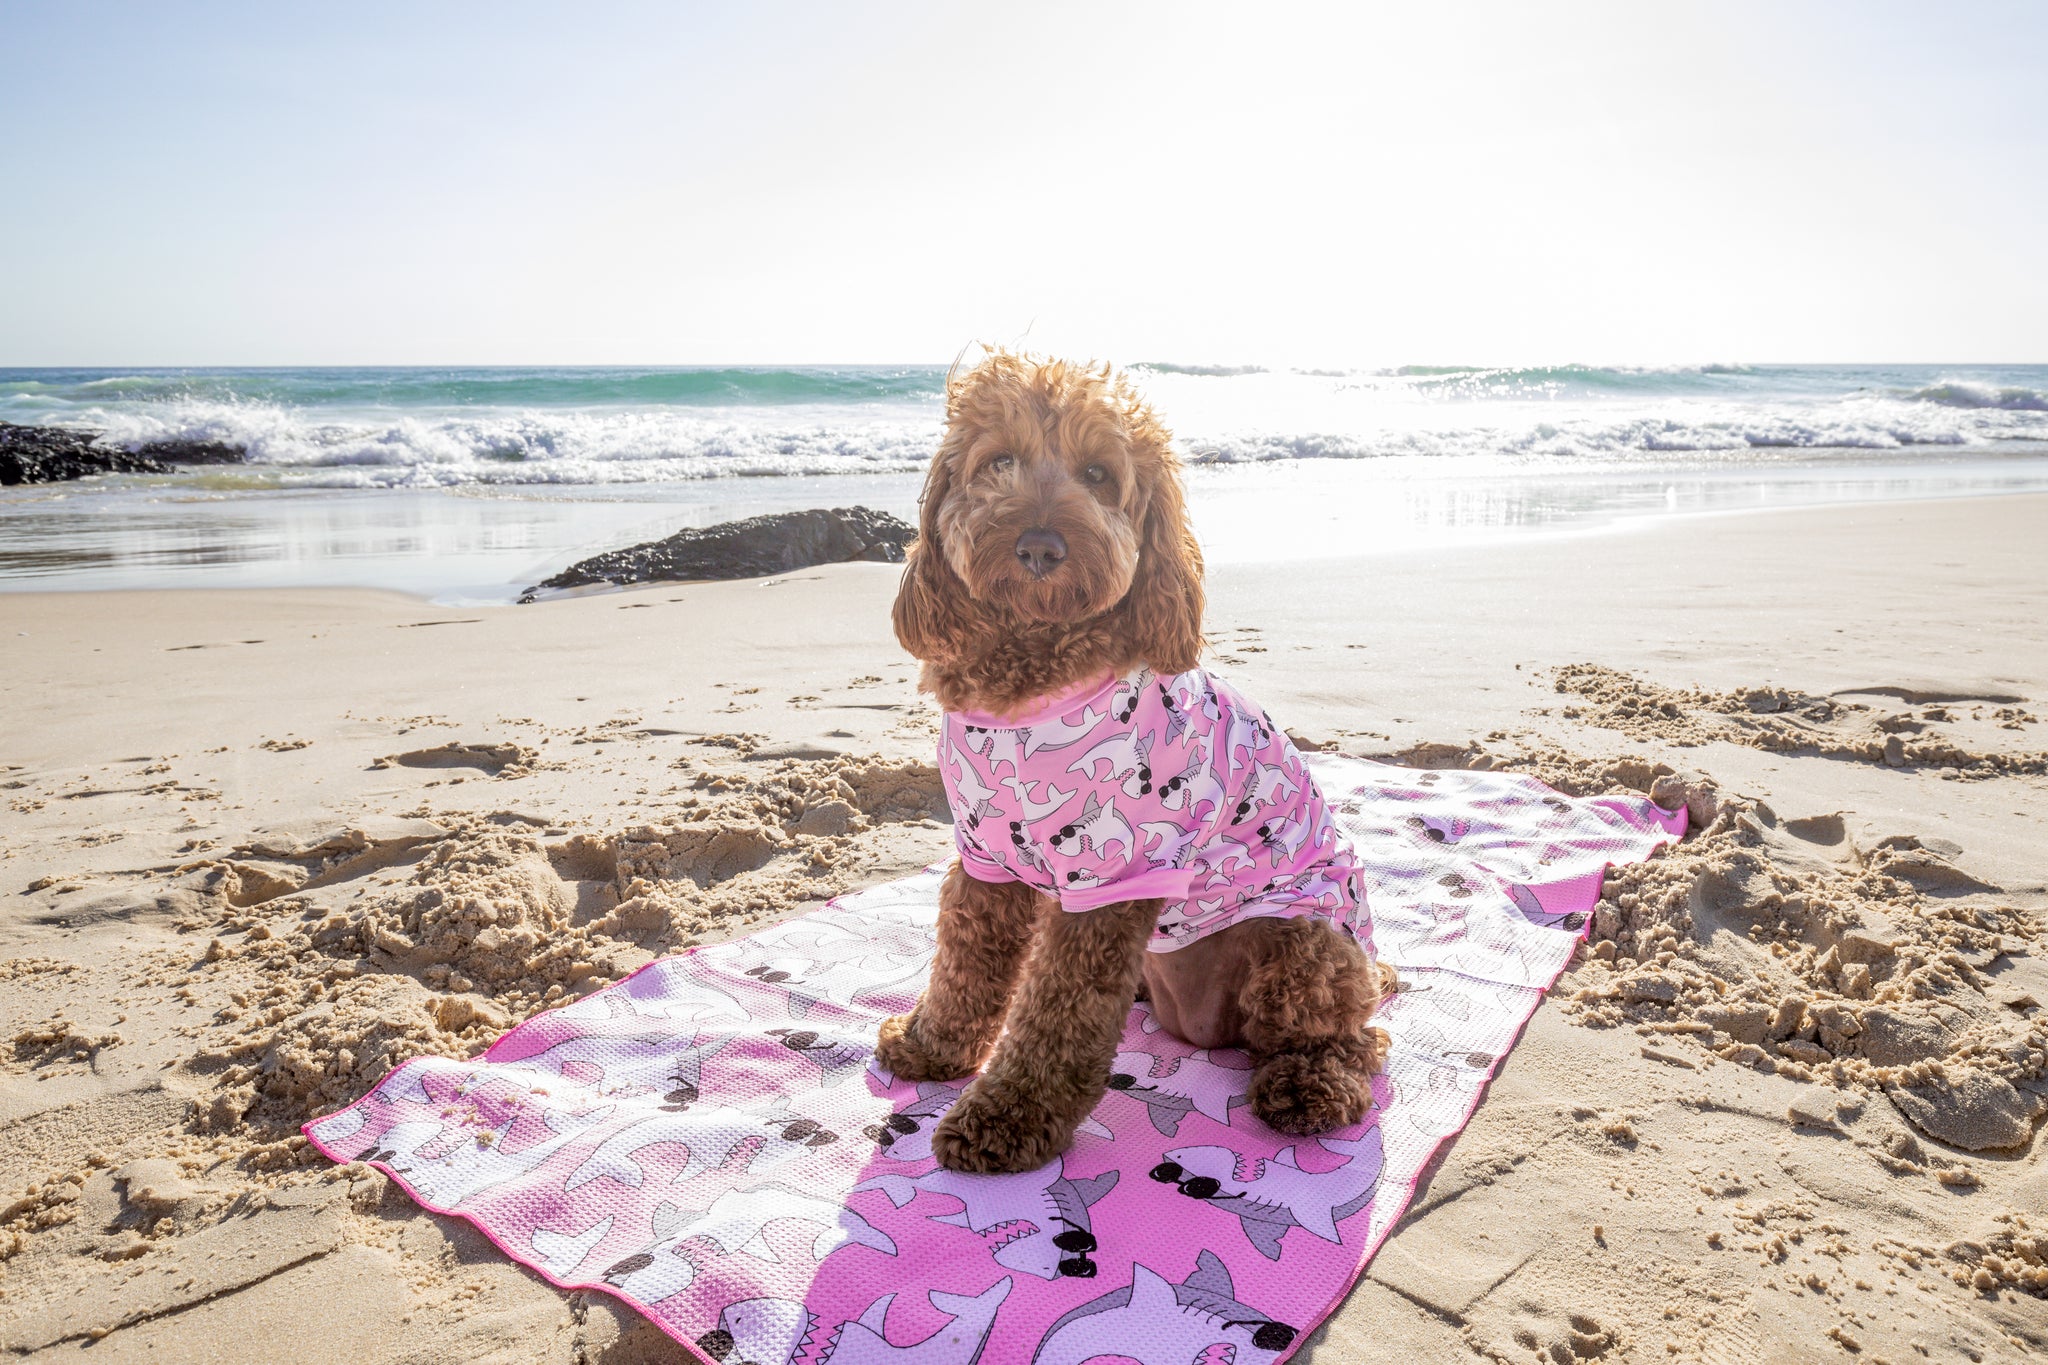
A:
3 2 2044 367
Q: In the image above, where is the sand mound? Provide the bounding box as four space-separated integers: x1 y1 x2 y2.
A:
1371 738 2047 1161
189 973 483 1136
1546 787 2046 1155
0 748 951 1301
9 1017 121 1071
157 752 950 1146
1552 663 2047 779
1946 1213 2048 1295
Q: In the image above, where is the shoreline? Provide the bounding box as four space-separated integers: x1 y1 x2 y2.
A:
6 458 2048 605
2 493 2043 1361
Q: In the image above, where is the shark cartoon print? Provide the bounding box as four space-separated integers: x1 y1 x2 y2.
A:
1154 1126 1386 1261
563 1091 841 1193
695 1297 816 1365
598 1181 897 1306
349 1097 617 1211
504 1020 735 1101
698 914 934 1020
855 1156 1119 1280
1031 1254 1298 1365
820 1279 1012 1365
1046 793 1136 863
1066 725 1155 800
1106 1047 1253 1136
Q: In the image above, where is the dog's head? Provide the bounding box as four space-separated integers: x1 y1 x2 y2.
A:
894 350 1204 674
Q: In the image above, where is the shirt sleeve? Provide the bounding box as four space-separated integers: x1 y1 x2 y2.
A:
954 820 1018 884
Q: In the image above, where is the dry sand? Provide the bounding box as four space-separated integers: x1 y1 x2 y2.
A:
2 494 2044 1363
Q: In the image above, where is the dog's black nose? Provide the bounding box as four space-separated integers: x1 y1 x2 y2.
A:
1014 527 1067 578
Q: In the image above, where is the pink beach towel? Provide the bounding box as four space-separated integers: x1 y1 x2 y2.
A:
304 757 1684 1365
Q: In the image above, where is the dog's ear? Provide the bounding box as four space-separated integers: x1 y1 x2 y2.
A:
1122 444 1205 675
892 449 970 662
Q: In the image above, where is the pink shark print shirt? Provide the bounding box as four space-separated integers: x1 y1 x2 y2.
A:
939 667 1370 953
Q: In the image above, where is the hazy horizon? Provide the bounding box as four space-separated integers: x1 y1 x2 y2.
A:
7 359 2048 371
5 1 2046 368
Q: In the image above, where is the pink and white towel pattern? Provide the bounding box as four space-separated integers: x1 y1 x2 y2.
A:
304 757 1684 1365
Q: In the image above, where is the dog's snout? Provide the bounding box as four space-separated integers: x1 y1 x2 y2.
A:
1014 527 1068 578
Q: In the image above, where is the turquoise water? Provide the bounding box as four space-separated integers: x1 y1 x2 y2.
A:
5 363 2046 487
3 363 2047 600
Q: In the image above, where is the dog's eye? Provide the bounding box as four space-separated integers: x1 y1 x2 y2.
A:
988 455 1015 475
1083 464 1109 486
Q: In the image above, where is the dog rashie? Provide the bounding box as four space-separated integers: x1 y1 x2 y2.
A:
940 666 1371 952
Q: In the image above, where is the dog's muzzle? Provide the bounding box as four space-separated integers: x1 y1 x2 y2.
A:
1014 527 1067 579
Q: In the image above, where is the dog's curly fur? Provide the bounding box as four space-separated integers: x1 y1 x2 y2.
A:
877 349 1390 1173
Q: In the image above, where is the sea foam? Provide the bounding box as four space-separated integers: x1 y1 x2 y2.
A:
2 363 2044 489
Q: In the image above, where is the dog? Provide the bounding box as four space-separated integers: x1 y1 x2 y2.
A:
875 349 1391 1175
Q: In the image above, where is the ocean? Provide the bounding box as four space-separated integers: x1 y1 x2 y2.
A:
4 363 2046 602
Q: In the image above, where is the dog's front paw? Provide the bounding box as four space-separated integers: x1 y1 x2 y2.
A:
930 1076 1071 1173
1249 1050 1369 1135
873 1013 975 1083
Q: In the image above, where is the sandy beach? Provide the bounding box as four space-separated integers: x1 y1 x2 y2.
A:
2 493 2044 1363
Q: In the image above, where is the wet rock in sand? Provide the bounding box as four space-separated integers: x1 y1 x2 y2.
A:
129 436 245 465
520 505 915 601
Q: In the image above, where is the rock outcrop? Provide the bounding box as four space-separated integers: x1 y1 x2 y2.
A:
0 422 246 486
520 506 913 602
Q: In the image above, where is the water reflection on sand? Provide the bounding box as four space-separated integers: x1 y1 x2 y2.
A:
3 451 2046 605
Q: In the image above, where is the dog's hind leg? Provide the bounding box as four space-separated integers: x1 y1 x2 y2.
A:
874 861 1042 1082
1236 915 1390 1135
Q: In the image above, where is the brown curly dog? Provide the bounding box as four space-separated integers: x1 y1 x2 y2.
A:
874 349 1392 1175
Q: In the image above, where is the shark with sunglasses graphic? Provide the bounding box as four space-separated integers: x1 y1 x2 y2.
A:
854 1155 1119 1281
1153 1124 1385 1261
1031 1252 1298 1365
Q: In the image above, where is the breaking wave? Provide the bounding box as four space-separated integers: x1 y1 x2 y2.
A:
3 362 2043 489
1908 381 2048 412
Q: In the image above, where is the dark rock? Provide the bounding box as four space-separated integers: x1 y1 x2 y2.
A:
1 422 165 485
520 506 914 603
0 423 247 485
132 437 246 465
